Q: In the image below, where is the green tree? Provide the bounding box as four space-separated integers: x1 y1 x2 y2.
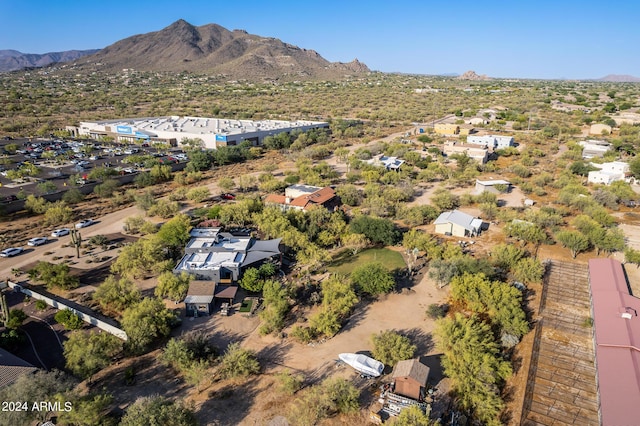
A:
625 247 640 268
556 230 590 258
120 396 197 426
490 244 526 270
218 176 235 192
186 186 211 203
63 331 122 380
371 330 416 366
110 237 170 279
259 280 290 335
54 309 84 330
156 214 192 257
93 179 120 198
0 370 76 426
186 150 212 172
30 261 79 290
512 257 545 284
56 393 116 426
450 272 529 338
436 313 511 426
44 201 73 226
430 188 460 211
147 199 180 218
155 271 191 302
93 275 141 315
6 309 27 329
121 298 177 354
288 377 360 425
390 405 432 426
219 342 260 379
350 262 395 295
349 215 399 245
276 370 304 395
239 267 263 293
24 194 48 214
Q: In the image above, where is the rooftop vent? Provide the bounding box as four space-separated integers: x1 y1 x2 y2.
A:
622 312 633 320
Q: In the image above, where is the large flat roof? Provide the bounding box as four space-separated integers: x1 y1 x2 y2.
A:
589 258 640 426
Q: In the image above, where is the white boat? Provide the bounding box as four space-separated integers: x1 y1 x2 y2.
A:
339 353 384 377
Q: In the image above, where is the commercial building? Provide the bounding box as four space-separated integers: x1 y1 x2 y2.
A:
71 116 329 149
588 258 640 426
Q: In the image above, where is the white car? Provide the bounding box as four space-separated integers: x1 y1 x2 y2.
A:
0 247 23 257
51 228 70 237
27 237 48 246
75 219 95 229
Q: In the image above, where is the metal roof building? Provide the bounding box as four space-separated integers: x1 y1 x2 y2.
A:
588 258 640 426
74 116 329 149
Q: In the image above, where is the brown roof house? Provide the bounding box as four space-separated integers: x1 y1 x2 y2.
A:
0 347 38 389
391 359 430 401
265 184 340 212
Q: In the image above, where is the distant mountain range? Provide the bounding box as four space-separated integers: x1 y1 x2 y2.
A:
0 49 99 72
598 74 640 83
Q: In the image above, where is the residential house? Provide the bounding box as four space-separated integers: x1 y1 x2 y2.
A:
434 210 484 237
434 123 460 135
467 135 514 149
174 227 281 282
0 348 37 389
391 359 430 401
475 179 512 194
590 123 612 135
264 185 340 212
458 124 475 136
579 140 611 159
442 141 489 164
587 161 630 185
365 155 405 171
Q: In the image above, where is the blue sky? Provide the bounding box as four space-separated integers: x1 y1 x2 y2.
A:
1 0 638 79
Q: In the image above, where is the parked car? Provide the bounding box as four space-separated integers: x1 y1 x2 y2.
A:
221 193 236 200
0 247 23 257
75 219 95 229
51 228 71 237
27 237 48 246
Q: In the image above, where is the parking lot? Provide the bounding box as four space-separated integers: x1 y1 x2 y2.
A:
0 137 185 200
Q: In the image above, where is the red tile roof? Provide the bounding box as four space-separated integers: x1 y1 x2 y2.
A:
589 258 640 426
265 187 336 211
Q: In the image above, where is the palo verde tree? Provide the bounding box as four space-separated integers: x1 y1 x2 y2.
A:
63 330 122 381
436 313 512 426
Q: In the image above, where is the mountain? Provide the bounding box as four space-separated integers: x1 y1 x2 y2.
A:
80 19 369 80
0 49 99 72
598 74 640 83
457 70 490 81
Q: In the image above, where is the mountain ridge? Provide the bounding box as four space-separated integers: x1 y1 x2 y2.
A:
0 49 99 72
79 19 369 80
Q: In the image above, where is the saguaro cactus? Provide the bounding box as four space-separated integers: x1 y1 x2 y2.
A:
70 229 82 259
1 292 8 328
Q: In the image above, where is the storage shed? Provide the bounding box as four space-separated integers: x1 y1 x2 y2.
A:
391 359 430 401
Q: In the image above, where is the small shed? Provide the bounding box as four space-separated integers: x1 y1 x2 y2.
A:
184 281 215 316
475 179 512 194
391 359 430 401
